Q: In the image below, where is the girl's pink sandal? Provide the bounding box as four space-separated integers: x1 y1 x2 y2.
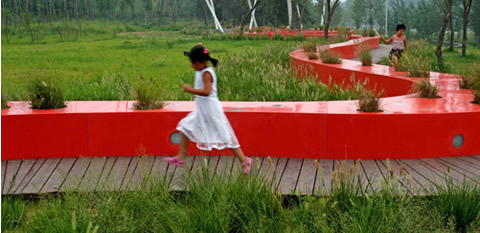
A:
241 157 252 174
164 156 184 167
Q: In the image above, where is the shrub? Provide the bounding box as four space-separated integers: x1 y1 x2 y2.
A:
411 80 441 98
28 76 66 109
357 44 372 66
319 49 342 64
357 88 383 112
132 76 166 110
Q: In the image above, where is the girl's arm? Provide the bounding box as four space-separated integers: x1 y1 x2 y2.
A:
182 72 212 96
381 36 393 44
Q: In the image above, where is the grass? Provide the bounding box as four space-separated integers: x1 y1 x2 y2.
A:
28 75 67 109
459 64 480 90
132 76 166 110
216 44 367 102
412 80 441 98
473 91 480 104
2 21 359 103
357 44 372 66
430 176 480 233
2 158 479 233
307 52 319 60
319 49 342 64
301 41 317 52
357 88 383 112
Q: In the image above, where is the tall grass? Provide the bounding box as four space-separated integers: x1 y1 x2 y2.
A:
459 64 480 90
215 43 364 101
2 159 480 232
28 76 67 109
430 176 480 233
473 91 480 105
357 88 383 112
319 48 342 64
357 43 372 66
412 80 441 98
1 92 10 109
132 76 166 110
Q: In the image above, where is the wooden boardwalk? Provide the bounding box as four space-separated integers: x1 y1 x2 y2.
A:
2 155 480 196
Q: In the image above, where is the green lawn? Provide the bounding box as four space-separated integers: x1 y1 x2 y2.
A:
1 26 281 101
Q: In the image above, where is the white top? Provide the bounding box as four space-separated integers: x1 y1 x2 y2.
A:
194 67 218 99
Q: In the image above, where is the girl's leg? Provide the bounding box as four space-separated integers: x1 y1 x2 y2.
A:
178 133 190 160
230 147 249 168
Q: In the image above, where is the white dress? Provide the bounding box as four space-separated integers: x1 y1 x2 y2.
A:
176 67 240 151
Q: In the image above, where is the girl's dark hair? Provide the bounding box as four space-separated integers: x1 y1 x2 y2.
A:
396 24 406 31
185 44 218 67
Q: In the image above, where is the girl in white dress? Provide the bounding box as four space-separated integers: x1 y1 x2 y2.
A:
165 44 252 174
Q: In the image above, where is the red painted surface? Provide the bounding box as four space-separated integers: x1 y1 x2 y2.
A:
2 36 480 160
243 30 353 40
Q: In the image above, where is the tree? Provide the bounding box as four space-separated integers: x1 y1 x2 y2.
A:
461 0 473 56
351 0 365 29
471 0 480 46
240 0 261 35
435 0 453 68
324 0 341 39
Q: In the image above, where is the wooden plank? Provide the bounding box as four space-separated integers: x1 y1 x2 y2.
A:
257 157 278 188
120 156 139 191
14 159 46 194
359 160 384 193
378 159 417 195
207 156 221 179
102 156 132 191
22 158 61 194
395 159 441 195
94 157 117 192
436 156 480 178
78 156 107 192
127 155 156 191
2 160 6 192
272 157 289 192
169 155 197 191
313 159 334 195
8 159 37 194
3 160 22 195
454 156 480 169
469 155 480 161
61 157 92 192
216 155 235 180
418 158 469 186
277 158 303 195
295 158 317 195
41 157 77 193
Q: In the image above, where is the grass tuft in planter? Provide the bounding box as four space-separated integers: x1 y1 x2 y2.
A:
1 92 10 109
307 52 319 60
319 49 342 64
132 76 166 110
357 44 372 66
357 88 383 112
411 80 441 98
28 76 66 109
473 90 480 104
459 64 480 90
